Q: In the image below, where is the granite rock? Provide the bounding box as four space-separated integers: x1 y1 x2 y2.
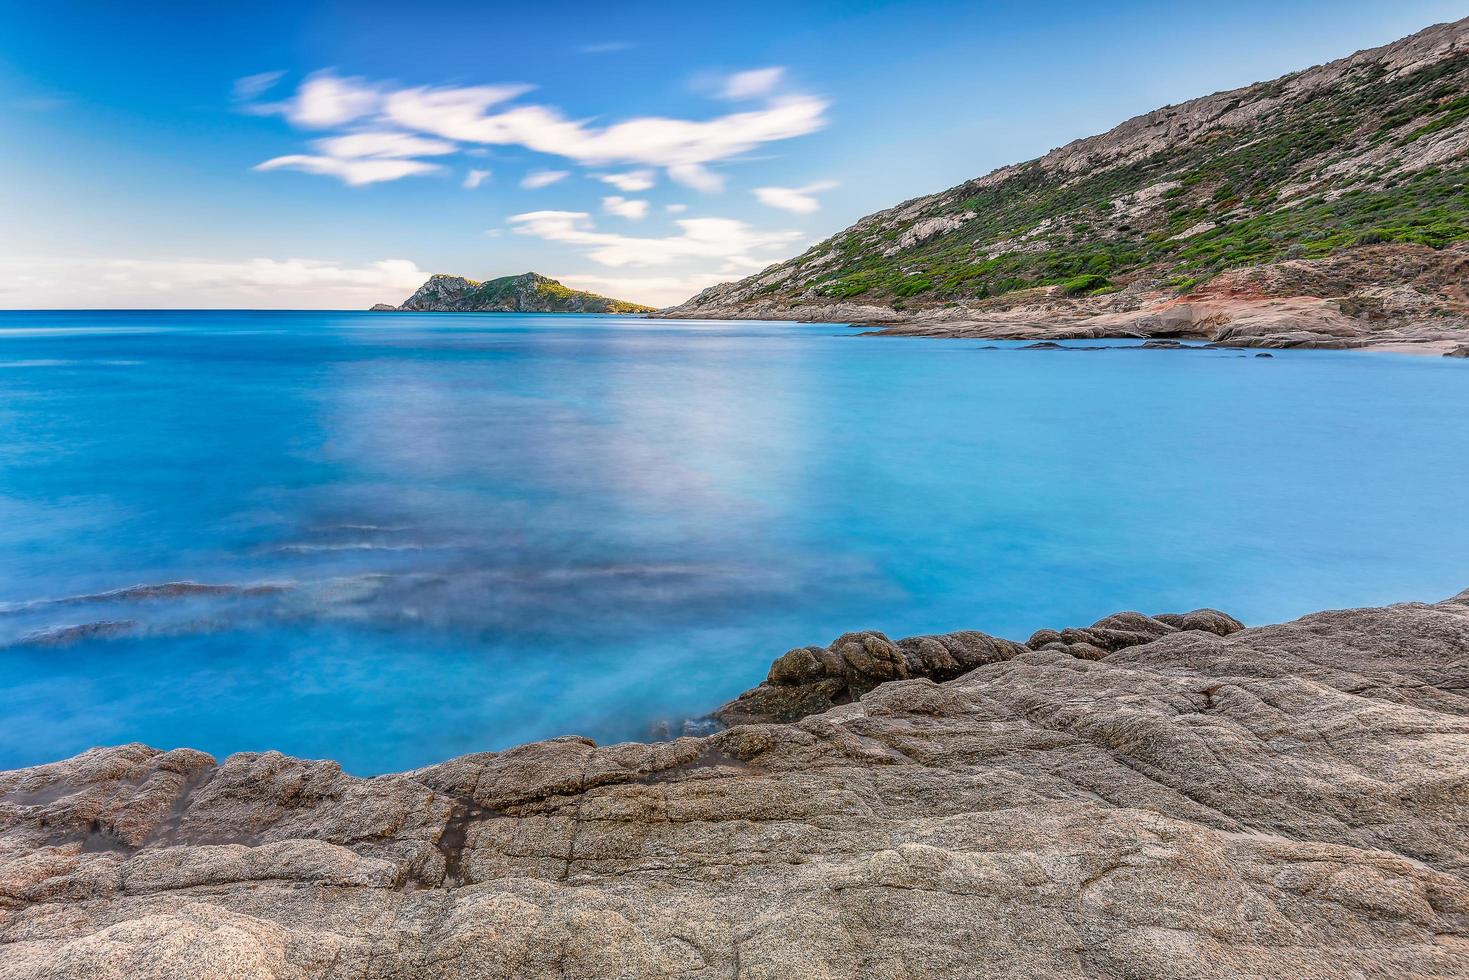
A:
3 591 1469 977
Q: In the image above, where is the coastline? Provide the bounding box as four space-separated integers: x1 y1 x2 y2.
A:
855 322 1469 357
651 292 1469 356
651 243 1469 357
5 587 1469 977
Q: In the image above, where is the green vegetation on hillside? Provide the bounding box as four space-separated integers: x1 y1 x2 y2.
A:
467 273 654 313
402 272 654 313
732 42 1469 310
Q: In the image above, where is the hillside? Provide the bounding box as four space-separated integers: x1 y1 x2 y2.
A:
662 18 1469 350
374 272 654 314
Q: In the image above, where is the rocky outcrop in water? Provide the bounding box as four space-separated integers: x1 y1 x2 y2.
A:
374 272 653 314
3 590 1469 977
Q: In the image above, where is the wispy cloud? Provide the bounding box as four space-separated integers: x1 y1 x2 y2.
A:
720 67 785 100
508 210 802 268
394 89 824 173
283 71 384 128
246 69 827 188
254 155 443 186
596 169 656 192
232 70 285 102
315 131 457 159
255 128 456 186
463 168 492 189
602 196 649 220
667 163 724 193
753 180 838 214
521 168 570 189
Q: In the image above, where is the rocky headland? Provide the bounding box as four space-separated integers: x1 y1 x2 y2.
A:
4 587 1469 977
658 19 1469 354
374 272 653 314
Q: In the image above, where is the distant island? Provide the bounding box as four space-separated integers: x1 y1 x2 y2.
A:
659 18 1469 353
372 272 654 314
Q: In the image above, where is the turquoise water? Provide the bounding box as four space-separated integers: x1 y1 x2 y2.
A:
1 310 1466 774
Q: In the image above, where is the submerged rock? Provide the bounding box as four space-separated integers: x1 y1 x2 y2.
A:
2 591 1469 977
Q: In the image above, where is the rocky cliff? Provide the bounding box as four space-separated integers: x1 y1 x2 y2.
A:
660 18 1469 352
4 588 1469 977
376 273 654 314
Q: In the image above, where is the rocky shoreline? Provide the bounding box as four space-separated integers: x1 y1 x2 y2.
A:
658 244 1469 356
4 588 1469 977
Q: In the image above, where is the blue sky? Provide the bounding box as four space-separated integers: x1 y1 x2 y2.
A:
1 0 1464 308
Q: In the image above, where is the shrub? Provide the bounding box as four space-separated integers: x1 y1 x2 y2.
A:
893 276 933 297
1060 273 1112 296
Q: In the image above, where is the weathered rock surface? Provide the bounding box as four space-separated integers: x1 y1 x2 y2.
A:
857 243 1469 351
4 590 1469 977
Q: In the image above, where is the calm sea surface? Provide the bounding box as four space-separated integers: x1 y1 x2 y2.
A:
2 310 1466 773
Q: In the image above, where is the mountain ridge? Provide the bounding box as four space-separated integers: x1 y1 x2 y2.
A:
374 272 654 314
659 17 1469 351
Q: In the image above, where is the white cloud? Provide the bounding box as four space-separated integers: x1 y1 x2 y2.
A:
753 180 839 214
233 70 285 102
285 72 382 128
720 67 784 100
665 203 688 214
558 273 729 308
0 255 427 309
597 169 656 192
464 168 492 189
255 130 455 187
383 82 536 135
253 70 829 192
254 154 443 186
315 131 457 159
508 210 803 269
668 163 724 193
521 168 570 188
602 196 650 220
398 92 828 172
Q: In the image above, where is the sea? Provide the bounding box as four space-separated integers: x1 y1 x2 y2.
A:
2 310 1466 773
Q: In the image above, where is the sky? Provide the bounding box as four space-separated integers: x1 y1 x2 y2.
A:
1 0 1464 309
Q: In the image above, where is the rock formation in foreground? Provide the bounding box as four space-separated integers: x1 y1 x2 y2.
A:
658 18 1469 352
374 272 654 314
3 589 1469 977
